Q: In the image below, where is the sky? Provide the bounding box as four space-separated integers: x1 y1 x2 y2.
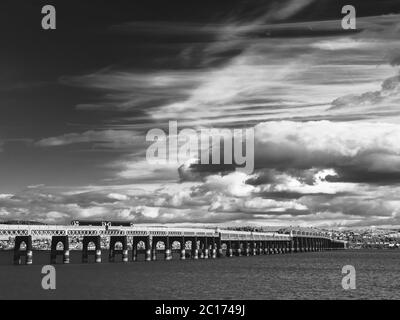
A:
1 0 400 228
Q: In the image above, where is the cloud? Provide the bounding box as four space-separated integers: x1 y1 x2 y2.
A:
253 120 400 176
36 130 143 149
330 73 400 111
0 194 14 200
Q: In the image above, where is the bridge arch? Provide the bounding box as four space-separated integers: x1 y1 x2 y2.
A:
155 240 166 249
172 240 182 249
113 241 123 250
13 236 33 265
86 241 96 250
55 242 64 250
18 241 27 250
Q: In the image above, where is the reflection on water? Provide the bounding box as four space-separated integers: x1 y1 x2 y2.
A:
0 250 399 300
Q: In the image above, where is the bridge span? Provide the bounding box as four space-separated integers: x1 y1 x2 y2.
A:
0 222 347 265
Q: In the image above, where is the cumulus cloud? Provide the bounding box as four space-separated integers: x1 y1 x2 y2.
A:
254 120 400 176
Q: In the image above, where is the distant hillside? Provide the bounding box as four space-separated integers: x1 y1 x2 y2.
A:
0 220 47 225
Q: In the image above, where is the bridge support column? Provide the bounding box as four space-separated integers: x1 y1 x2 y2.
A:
109 236 128 263
191 237 198 259
132 238 138 261
203 237 209 259
211 237 217 259
251 242 257 255
82 236 101 263
296 237 300 252
50 236 70 264
217 237 223 258
145 236 152 261
180 237 186 260
274 241 279 254
14 236 33 265
151 238 157 261
236 241 241 256
258 242 263 255
300 237 304 252
164 236 172 261
266 241 271 254
199 240 204 259
227 241 233 257
244 242 250 256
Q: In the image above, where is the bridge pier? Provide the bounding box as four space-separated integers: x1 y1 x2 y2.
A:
244 242 250 256
211 237 217 258
132 238 138 261
191 237 198 259
296 237 301 252
151 238 157 261
145 237 152 261
109 236 128 263
265 241 271 254
274 241 279 254
180 237 186 260
251 242 256 255
82 236 101 263
164 236 172 260
258 241 263 255
14 236 33 265
217 237 223 258
202 237 208 259
50 236 70 264
236 241 241 256
279 241 284 254
291 238 295 252
226 241 233 257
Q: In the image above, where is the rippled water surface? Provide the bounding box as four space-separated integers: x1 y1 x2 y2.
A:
0 250 399 299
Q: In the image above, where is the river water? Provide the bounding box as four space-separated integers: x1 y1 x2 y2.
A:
0 250 399 299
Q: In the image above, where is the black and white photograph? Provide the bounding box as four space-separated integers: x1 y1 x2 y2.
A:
0 0 400 305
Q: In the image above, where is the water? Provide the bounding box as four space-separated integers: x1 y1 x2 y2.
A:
0 250 399 299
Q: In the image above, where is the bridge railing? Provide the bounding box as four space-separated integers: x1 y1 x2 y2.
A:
0 224 337 241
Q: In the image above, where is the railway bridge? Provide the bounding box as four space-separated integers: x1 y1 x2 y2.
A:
0 221 347 265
